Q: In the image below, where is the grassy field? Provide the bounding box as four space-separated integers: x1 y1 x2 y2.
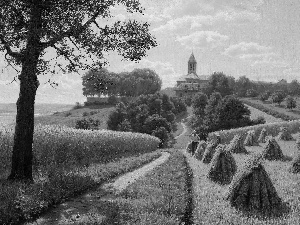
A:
243 97 300 120
106 149 192 225
189 134 300 225
0 151 162 225
246 104 283 123
34 105 115 129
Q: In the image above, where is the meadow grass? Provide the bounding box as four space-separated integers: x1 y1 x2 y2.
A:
246 104 283 123
190 134 300 225
0 151 162 225
242 97 300 120
34 105 115 129
107 149 193 225
0 124 160 176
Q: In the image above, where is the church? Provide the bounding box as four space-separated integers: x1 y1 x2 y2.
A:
175 53 209 98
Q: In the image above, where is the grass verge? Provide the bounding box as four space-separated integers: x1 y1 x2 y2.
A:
112 149 193 224
190 135 300 224
0 151 161 225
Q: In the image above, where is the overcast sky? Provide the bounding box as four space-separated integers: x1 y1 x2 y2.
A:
1 0 300 104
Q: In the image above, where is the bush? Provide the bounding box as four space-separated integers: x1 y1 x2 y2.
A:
259 92 270 102
271 91 285 105
82 111 89 117
151 127 169 148
251 116 266 125
286 95 296 110
246 89 258 97
73 102 83 110
75 118 101 130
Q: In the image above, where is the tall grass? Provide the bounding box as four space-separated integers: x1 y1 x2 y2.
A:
0 124 160 176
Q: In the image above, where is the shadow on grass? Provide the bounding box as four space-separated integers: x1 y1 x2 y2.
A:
281 155 293 162
236 201 291 220
26 188 122 225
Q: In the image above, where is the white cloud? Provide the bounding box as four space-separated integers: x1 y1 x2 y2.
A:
176 31 229 49
153 9 260 34
122 59 179 88
224 41 288 67
224 42 272 57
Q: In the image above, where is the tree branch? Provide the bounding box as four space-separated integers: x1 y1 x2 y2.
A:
4 53 21 73
40 9 102 49
0 34 23 61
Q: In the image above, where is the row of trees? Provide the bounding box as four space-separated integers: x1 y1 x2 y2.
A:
185 72 300 103
107 93 186 147
190 92 265 140
82 68 162 97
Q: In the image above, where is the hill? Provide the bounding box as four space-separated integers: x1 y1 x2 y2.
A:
34 104 115 130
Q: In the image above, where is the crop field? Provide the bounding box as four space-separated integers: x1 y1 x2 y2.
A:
243 97 300 120
0 124 160 178
188 134 300 225
246 104 283 123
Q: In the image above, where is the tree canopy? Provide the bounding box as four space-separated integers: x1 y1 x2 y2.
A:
0 0 157 181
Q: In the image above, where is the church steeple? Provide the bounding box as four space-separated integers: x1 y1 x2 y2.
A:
188 52 197 74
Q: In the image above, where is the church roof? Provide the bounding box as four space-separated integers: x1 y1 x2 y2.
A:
177 73 209 81
188 52 197 63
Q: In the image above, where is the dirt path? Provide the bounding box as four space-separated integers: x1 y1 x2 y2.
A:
26 152 170 225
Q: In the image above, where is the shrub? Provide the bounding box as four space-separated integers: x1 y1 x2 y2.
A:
89 110 98 115
246 89 258 97
75 118 101 130
82 111 89 117
73 102 83 110
286 95 296 110
259 92 269 102
151 126 169 148
271 91 285 105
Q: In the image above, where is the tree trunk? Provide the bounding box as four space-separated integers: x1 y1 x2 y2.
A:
8 2 42 182
8 65 39 182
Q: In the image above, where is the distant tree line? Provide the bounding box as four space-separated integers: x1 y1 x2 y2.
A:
82 67 162 97
107 93 187 148
182 72 300 108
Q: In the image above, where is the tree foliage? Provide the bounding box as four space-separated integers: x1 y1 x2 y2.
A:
204 72 233 97
271 91 286 105
82 67 162 97
107 93 183 147
0 0 157 181
286 95 296 110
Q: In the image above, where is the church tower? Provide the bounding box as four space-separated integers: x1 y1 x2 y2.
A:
188 52 197 74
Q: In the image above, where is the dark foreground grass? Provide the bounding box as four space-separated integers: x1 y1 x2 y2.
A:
110 149 192 225
191 134 300 225
0 151 161 225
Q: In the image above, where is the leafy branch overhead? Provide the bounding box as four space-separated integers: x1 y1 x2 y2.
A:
0 0 157 75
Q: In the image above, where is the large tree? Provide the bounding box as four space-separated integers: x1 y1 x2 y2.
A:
0 0 156 182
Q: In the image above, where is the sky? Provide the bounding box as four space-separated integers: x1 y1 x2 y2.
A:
1 0 300 104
